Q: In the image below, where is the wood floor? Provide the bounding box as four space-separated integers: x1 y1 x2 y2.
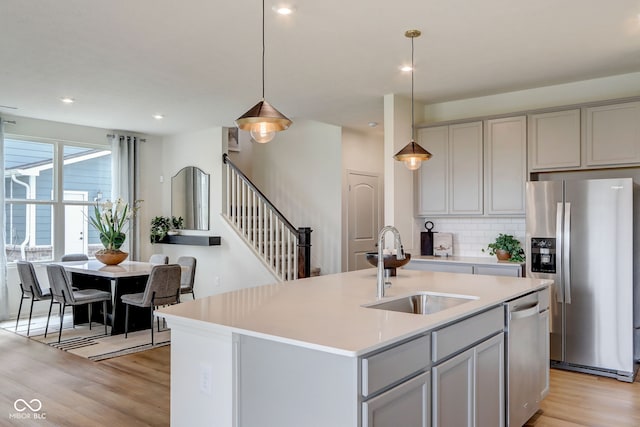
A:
1 326 640 426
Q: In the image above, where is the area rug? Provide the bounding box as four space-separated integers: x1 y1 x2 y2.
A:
1 315 170 361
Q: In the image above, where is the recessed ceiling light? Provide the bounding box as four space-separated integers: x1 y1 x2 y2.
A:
273 5 294 15
60 97 75 104
400 66 413 72
153 114 164 120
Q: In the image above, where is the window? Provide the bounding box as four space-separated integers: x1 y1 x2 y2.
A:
4 137 112 261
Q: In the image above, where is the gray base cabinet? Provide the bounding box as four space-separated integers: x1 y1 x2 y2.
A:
407 260 523 277
363 371 431 427
233 305 528 427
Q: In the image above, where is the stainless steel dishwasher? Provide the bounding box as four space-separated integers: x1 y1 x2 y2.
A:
505 289 549 427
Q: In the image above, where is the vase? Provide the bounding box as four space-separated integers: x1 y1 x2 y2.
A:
495 249 512 261
95 250 129 265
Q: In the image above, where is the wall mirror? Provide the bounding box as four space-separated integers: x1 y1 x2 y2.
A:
171 166 210 230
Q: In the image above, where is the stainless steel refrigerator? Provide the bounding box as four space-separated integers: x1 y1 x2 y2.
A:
525 178 636 382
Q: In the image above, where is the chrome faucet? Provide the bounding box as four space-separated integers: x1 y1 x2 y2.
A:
376 225 406 298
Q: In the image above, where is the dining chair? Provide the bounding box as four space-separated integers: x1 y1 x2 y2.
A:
177 256 197 299
60 253 89 262
149 254 169 265
15 261 53 337
121 264 181 345
45 264 112 343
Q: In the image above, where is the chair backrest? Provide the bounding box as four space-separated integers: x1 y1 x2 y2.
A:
177 256 197 289
46 264 76 304
61 253 89 262
141 264 181 307
149 254 169 265
16 261 47 299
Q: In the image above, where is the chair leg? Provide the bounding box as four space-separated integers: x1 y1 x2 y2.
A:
27 298 35 337
44 299 54 338
88 303 92 330
191 290 195 300
15 295 25 331
58 304 66 343
124 304 130 338
150 306 155 346
103 301 108 336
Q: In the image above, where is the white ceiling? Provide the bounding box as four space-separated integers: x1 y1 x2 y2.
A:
1 0 639 136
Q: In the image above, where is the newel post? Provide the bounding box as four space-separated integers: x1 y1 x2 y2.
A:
297 227 312 278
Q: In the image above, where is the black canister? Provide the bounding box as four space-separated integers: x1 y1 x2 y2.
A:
421 221 436 256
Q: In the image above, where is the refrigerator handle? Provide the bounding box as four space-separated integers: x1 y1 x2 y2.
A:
564 202 571 304
555 202 564 303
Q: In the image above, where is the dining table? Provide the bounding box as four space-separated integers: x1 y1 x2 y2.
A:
56 260 158 335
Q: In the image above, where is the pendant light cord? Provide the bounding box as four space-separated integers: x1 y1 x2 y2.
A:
411 34 415 141
261 0 265 100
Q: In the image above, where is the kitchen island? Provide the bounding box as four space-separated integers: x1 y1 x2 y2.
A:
158 268 551 427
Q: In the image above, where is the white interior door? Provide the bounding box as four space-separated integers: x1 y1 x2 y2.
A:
347 172 381 271
64 191 88 254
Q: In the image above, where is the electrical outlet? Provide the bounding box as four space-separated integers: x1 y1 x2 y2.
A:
199 363 212 395
213 276 221 287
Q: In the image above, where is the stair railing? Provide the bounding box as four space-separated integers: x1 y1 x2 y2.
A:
223 154 311 280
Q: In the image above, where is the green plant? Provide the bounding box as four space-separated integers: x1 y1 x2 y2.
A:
150 216 184 243
89 198 134 252
171 216 184 230
483 233 525 262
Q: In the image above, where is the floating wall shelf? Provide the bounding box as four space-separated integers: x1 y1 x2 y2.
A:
158 235 221 246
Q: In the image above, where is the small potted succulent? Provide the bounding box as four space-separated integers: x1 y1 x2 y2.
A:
483 233 525 262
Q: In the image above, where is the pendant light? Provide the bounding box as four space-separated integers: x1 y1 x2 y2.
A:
393 30 432 171
235 0 292 143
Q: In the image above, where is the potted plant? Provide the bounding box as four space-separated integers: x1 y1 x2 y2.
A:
483 233 525 262
150 216 171 243
168 216 184 235
89 198 136 265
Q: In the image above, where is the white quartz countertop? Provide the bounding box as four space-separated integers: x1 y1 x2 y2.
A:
410 255 525 266
158 268 550 357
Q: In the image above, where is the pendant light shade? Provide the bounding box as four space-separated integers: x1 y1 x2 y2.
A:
393 29 432 170
236 99 292 143
235 0 292 143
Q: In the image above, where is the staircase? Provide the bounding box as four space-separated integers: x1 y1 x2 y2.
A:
223 154 311 281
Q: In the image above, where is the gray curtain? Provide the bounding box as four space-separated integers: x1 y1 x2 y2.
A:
109 134 140 261
0 118 8 319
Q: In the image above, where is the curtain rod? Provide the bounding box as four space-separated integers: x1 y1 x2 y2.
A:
2 120 16 124
106 134 146 142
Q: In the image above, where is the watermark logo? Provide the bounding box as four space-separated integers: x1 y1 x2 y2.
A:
9 399 46 420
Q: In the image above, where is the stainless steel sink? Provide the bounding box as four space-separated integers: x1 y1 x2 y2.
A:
364 292 477 315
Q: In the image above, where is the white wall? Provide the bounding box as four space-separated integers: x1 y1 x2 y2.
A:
422 72 640 124
341 127 384 271
248 119 343 275
146 127 275 296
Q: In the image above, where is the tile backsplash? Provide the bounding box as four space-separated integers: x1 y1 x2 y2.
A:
414 217 525 257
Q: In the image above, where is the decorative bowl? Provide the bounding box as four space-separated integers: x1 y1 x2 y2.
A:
95 250 129 266
365 252 411 276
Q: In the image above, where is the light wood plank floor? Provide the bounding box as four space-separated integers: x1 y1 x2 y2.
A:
2 327 640 426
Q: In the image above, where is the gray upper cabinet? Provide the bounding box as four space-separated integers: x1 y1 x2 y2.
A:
417 126 448 215
484 116 527 215
584 101 640 167
417 122 483 216
528 109 581 171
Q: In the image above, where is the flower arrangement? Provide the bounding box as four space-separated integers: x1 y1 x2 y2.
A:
89 198 133 252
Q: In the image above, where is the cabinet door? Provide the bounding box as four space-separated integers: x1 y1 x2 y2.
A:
528 109 581 171
363 371 431 427
417 126 448 215
449 122 483 215
432 348 474 427
475 333 504 427
484 116 526 215
584 101 640 166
